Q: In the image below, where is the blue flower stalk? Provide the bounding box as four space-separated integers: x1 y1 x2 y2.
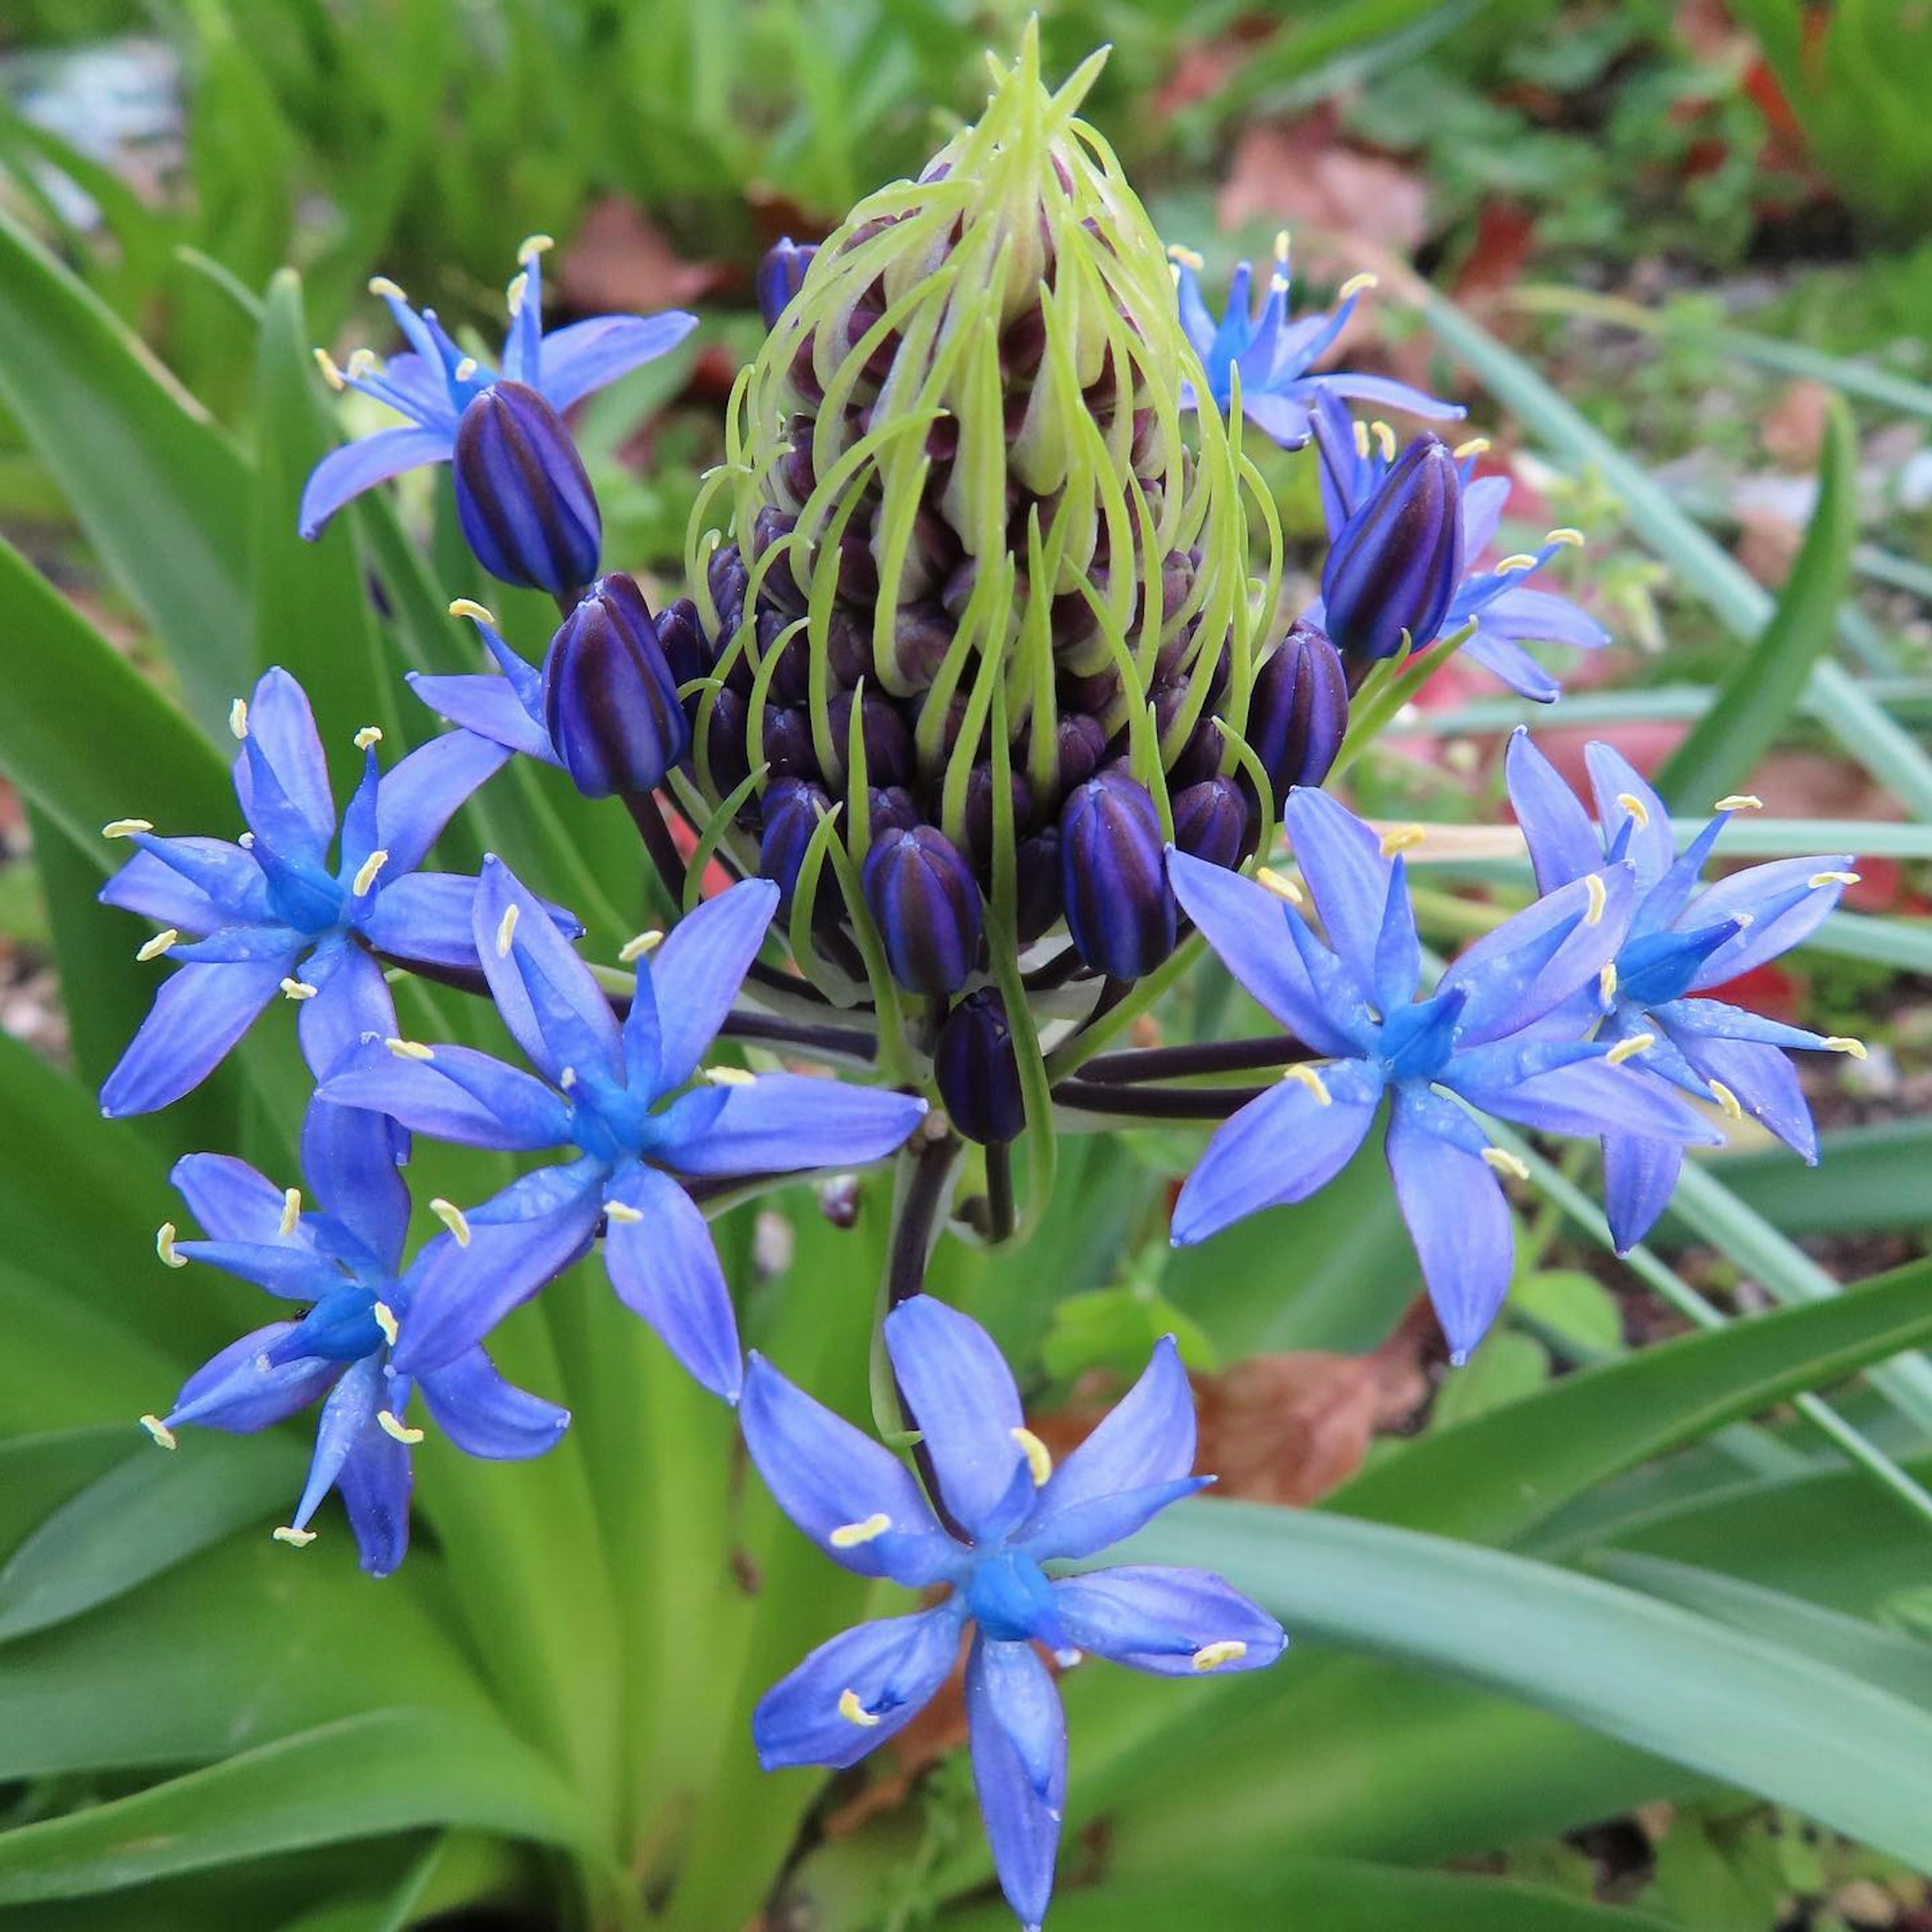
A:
316 864 927 1399
1506 730 1866 1251
139 1098 568 1575
744 1296 1284 1931
1168 786 1722 1359
1171 231 1464 450
98 668 521 1116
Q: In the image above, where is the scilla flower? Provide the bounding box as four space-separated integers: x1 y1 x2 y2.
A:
138 1099 568 1576
1308 392 1608 701
1168 787 1720 1359
298 235 696 566
317 863 926 1399
98 668 518 1116
1506 730 1866 1251
744 1296 1284 1932
1172 231 1463 450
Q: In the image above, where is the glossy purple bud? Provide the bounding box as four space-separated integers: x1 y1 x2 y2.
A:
752 507 807 613
655 596 707 690
453 381 602 596
762 705 818 780
1015 830 1062 941
1319 434 1463 663
934 990 1025 1146
963 763 1034 863
757 237 818 330
541 573 689 797
759 779 832 909
862 825 983 996
1171 776 1246 871
704 687 753 801
1247 619 1348 799
867 786 922 837
1060 770 1175 979
708 542 748 634
830 691 916 789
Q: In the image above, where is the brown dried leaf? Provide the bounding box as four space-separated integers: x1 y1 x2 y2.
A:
1218 119 1429 272
556 196 728 315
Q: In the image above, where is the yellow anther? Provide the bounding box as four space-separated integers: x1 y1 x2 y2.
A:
1273 229 1291 264
1452 436 1491 460
706 1066 757 1087
354 725 383 750
140 1413 178 1451
506 271 529 318
272 1525 317 1548
1269 272 1290 295
1284 1063 1333 1107
156 1223 186 1269
1496 553 1540 574
1545 527 1586 548
1191 1640 1249 1672
351 849 389 896
494 903 520 957
1809 870 1859 889
1379 824 1424 858
1583 873 1607 927
1599 961 1618 1002
231 698 254 742
346 348 380 379
136 928 180 962
1825 1036 1868 1060
1164 244 1205 271
1372 421 1397 461
1615 792 1650 830
605 1200 645 1224
518 233 555 264
453 356 478 384
378 1410 425 1445
279 1187 302 1237
1713 794 1762 813
1011 1426 1054 1487
1352 419 1371 459
1709 1080 1744 1121
558 1066 577 1090
238 832 255 849
384 1037 435 1061
312 347 346 390
368 275 406 300
1605 1032 1654 1066
102 818 153 839
618 929 664 963
448 597 498 625
429 1197 471 1247
1255 866 1305 905
1732 911 1756 929
280 977 318 1001
372 1302 399 1346
838 1688 881 1728
1482 1146 1530 1181
1339 270 1379 300
829 1513 893 1549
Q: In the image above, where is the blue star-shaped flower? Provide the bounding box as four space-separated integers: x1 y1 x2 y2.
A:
316 864 927 1401
99 667 521 1117
1505 729 1865 1252
743 1296 1284 1932
1168 787 1721 1358
297 235 696 541
1307 391 1609 701
138 1098 568 1576
1172 233 1463 450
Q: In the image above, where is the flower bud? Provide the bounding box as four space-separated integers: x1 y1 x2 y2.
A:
756 238 818 330
862 825 983 996
759 779 832 909
868 786 922 837
1247 619 1348 802
1060 770 1174 979
762 705 819 780
829 691 916 789
934 989 1025 1145
708 542 748 634
655 596 707 690
704 687 753 801
963 763 1034 864
1171 776 1245 870
542 573 689 797
1015 830 1062 941
1319 435 1463 664
453 380 602 596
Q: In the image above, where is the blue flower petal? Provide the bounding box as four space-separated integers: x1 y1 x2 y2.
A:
1504 728 1602 894
335 1417 413 1577
287 1353 384 1534
1686 856 1854 986
1051 1565 1287 1676
1457 1051 1720 1146
646 879 780 1091
358 872 485 970
659 1073 925 1180
376 731 512 874
101 958 290 1118
1601 1131 1684 1254
1480 585 1609 652
296 936 399 1086
299 1088 410 1274
235 669 335 857
754 1603 964 1773
407 672 559 764
172 1152 307 1247
1315 371 1466 422
418 1345 570 1460
602 1163 743 1401
965 1633 1065 1932
536 312 699 413
1461 628 1562 703
473 856 618 1087
1019 1476 1209 1564
622 955 662 1094
318 1042 573 1151
299 425 453 540
1669 1030 1817 1159
974 1636 1064 1801
1651 996 1828 1055
1282 788 1393 1004
1583 744 1673 890
166 1323 341 1433
1237 388 1315 449
171 1237 342 1300
98 840 241 935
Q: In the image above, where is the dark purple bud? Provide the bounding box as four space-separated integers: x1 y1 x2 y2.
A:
1059 771 1175 979
963 763 1034 864
541 573 689 797
704 687 753 801
1015 830 1062 941
1152 683 1225 789
757 237 818 330
830 690 916 789
892 603 955 687
825 606 875 687
655 596 706 690
762 704 818 780
757 607 812 702
1247 619 1348 800
1171 777 1246 871
862 825 983 996
1052 712 1107 793
752 507 808 613
453 381 601 596
759 779 832 912
868 785 922 837
934 990 1026 1146
1319 435 1463 663
707 542 748 633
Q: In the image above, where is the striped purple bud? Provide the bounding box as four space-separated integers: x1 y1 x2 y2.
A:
1060 770 1175 979
756 238 818 330
453 381 602 596
934 990 1025 1146
1319 435 1462 665
1171 776 1246 870
541 573 689 797
759 779 832 910
1247 619 1348 802
862 825 983 996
